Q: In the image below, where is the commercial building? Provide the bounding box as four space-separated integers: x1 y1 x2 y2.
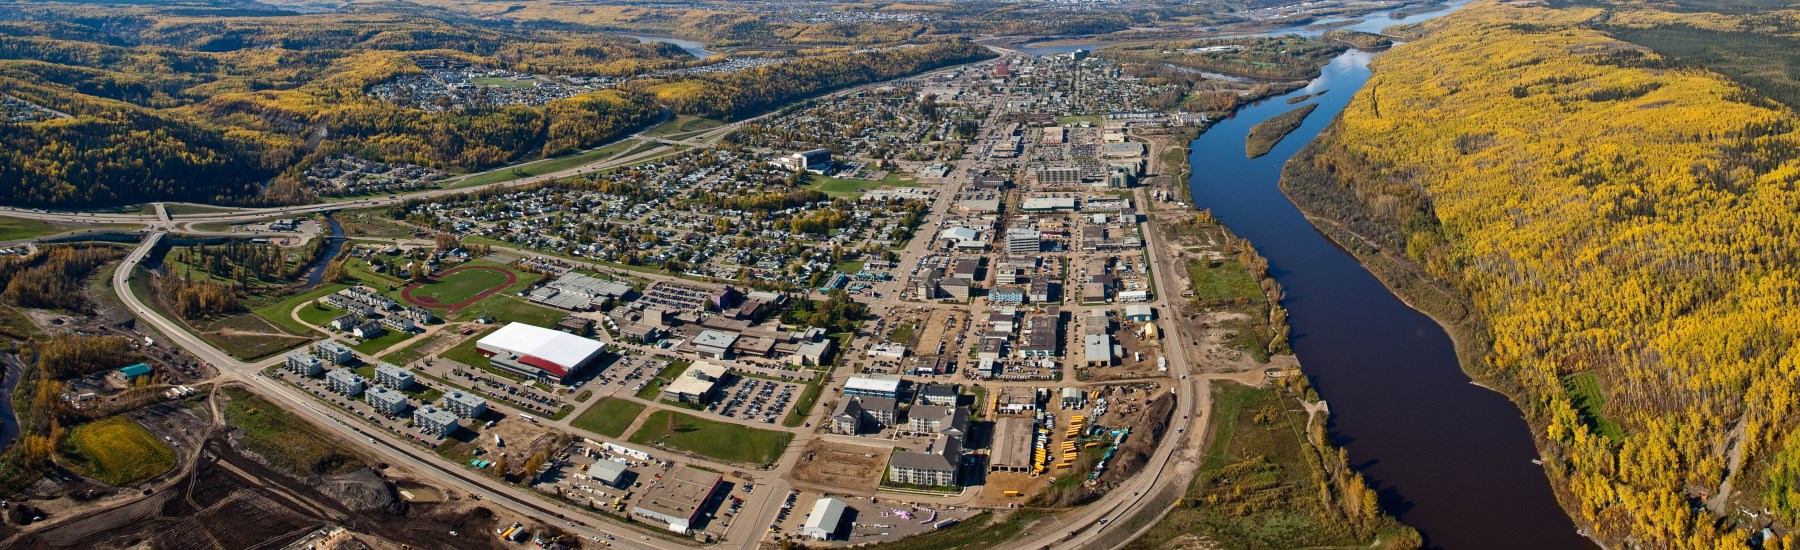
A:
325 369 367 396
443 391 488 418
662 362 729 405
1084 334 1116 367
917 383 958 407
803 498 850 541
414 406 460 438
844 376 902 400
375 363 415 389
691 330 739 360
1124 304 1155 322
528 272 634 311
285 350 324 376
888 435 963 487
475 322 607 383
633 466 724 533
772 148 832 172
1021 196 1078 213
366 386 411 416
1005 228 1041 255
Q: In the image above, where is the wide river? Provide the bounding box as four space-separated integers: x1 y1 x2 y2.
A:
1181 16 1595 550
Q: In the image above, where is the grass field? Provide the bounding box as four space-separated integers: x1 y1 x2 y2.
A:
352 330 414 355
570 398 648 438
471 76 539 89
405 266 513 308
635 360 688 400
63 415 175 486
1562 372 1624 442
439 327 498 369
803 172 919 198
628 409 792 465
250 283 350 336
380 333 444 366
642 115 723 138
162 204 235 216
0 216 65 241
1186 259 1264 307
223 387 365 476
782 379 824 428
448 139 640 189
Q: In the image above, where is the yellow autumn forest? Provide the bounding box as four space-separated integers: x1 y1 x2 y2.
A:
1291 0 1800 546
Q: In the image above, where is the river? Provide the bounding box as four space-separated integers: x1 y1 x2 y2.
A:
623 35 715 59
1181 26 1594 550
1015 1 1470 54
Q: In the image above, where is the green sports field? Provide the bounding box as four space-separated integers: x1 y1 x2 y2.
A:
402 265 515 309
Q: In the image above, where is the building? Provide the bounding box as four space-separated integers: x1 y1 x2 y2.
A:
366 386 411 416
888 435 963 487
907 405 969 437
1062 387 1087 409
1100 142 1145 158
803 498 850 541
1124 304 1155 322
830 395 898 435
443 391 487 418
990 416 1035 472
326 369 367 396
1085 334 1116 367
1033 167 1082 187
475 322 607 383
352 320 385 339
1005 228 1041 255
1029 280 1054 303
918 383 958 407
691 330 739 360
866 342 907 359
662 362 729 405
1119 290 1151 303
586 460 629 488
633 466 724 533
844 376 902 400
314 341 353 367
118 363 152 382
380 315 415 332
772 149 832 172
940 277 973 300
528 272 634 311
330 313 360 331
375 363 415 389
1021 196 1077 213
991 286 1026 305
414 406 459 438
285 350 324 376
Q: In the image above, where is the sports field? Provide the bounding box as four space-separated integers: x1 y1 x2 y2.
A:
402 265 516 310
65 416 176 486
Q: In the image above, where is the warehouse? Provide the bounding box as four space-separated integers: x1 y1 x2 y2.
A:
475 322 607 383
803 498 850 541
633 466 724 533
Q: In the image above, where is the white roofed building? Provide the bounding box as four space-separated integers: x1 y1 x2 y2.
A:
475 322 607 383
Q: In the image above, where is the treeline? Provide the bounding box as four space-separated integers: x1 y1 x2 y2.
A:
632 41 995 120
155 275 242 320
1102 35 1348 80
168 239 319 286
1289 2 1800 546
0 246 126 312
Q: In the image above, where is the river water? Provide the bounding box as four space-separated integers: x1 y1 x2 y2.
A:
624 35 716 59
1181 30 1594 550
1015 1 1470 55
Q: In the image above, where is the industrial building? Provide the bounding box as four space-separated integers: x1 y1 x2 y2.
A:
527 272 634 311
585 460 629 487
1085 334 1116 367
803 498 850 541
475 322 607 383
633 466 724 533
990 416 1035 472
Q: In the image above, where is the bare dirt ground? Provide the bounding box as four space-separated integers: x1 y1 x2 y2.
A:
786 440 890 496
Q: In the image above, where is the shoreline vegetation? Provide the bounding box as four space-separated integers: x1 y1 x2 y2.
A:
1244 103 1318 158
1279 0 1800 546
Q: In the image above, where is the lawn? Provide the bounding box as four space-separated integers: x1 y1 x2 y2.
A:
635 360 687 400
63 415 175 486
452 295 564 326
223 386 365 476
447 139 640 189
250 283 351 336
834 260 865 274
406 266 513 306
781 379 824 428
380 333 444 366
642 115 723 138
0 216 64 241
162 203 236 216
297 302 346 327
352 330 414 355
439 327 498 369
570 398 648 438
471 76 540 89
803 172 918 198
627 409 792 465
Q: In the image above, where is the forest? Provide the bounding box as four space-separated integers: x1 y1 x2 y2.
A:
1285 0 1800 546
1100 34 1367 80
629 41 994 120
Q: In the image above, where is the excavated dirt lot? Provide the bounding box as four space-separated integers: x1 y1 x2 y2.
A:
787 440 890 496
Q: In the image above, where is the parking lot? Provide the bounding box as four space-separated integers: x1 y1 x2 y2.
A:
705 376 800 425
416 358 573 417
